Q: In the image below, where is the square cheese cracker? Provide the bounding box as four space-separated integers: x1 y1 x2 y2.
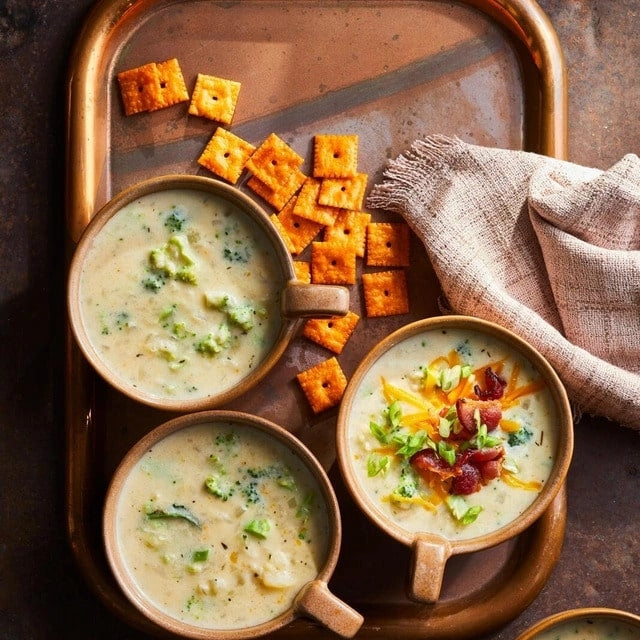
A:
296 357 348 413
293 177 341 226
323 210 371 258
311 241 357 285
245 133 304 192
318 173 368 210
313 134 359 178
189 74 241 124
362 270 410 317
366 222 411 267
198 127 255 184
303 311 360 354
274 196 324 255
117 59 188 115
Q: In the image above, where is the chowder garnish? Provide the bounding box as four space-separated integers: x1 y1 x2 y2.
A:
349 328 557 540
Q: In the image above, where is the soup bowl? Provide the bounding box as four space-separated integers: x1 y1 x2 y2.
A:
516 608 640 639
67 175 349 411
337 315 573 603
103 410 363 639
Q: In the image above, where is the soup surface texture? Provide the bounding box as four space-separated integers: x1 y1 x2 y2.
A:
115 421 330 629
345 327 558 541
533 617 640 639
79 188 283 402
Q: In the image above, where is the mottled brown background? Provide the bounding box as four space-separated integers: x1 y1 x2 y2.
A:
1 0 638 638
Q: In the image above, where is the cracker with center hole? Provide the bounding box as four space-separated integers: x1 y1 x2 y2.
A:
293 177 341 226
155 58 189 109
323 210 371 257
188 74 241 124
293 261 311 283
318 173 368 210
366 222 411 267
362 270 410 317
117 62 164 115
275 196 324 255
303 311 360 354
313 134 359 178
296 357 348 413
269 214 296 254
246 168 306 210
198 127 256 184
245 133 304 191
311 241 357 285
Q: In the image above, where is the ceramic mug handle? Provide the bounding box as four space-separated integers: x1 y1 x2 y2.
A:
408 535 452 603
281 281 350 318
295 579 363 638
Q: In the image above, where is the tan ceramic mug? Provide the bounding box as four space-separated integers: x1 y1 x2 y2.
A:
67 175 349 412
337 316 573 603
103 410 363 639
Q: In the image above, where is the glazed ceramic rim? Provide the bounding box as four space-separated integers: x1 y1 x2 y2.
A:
67 174 299 412
516 607 640 639
103 410 343 640
336 315 574 555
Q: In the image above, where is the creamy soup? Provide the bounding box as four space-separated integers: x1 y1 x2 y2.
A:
346 327 558 541
115 421 330 630
79 189 283 402
533 617 640 639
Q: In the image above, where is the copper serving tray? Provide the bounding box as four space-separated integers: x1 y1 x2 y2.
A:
65 1 568 637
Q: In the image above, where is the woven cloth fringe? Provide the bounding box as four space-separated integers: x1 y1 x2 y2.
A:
367 135 640 431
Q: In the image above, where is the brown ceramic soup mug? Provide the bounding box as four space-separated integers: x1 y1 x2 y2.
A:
337 315 573 603
517 608 640 639
103 410 363 639
67 175 348 412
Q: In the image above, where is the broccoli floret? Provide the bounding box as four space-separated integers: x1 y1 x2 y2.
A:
163 206 188 233
204 475 234 501
145 234 198 288
227 304 255 331
203 292 230 310
194 324 231 356
508 426 534 447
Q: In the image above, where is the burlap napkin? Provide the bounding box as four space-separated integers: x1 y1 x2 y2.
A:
367 135 640 431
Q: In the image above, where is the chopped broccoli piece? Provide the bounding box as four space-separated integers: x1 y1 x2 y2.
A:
394 463 419 499
508 426 534 447
142 273 166 292
243 519 270 539
204 475 234 501
296 492 315 522
227 304 255 331
146 234 198 287
146 504 201 527
203 292 231 310
192 549 209 563
164 206 188 233
194 324 231 356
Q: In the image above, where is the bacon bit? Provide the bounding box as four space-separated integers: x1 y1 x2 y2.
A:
411 445 506 496
410 448 458 480
474 367 507 400
479 459 502 482
451 463 482 495
461 446 505 485
455 398 502 434
463 445 504 464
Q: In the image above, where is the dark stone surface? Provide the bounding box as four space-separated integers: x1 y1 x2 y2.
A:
1 1 638 638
